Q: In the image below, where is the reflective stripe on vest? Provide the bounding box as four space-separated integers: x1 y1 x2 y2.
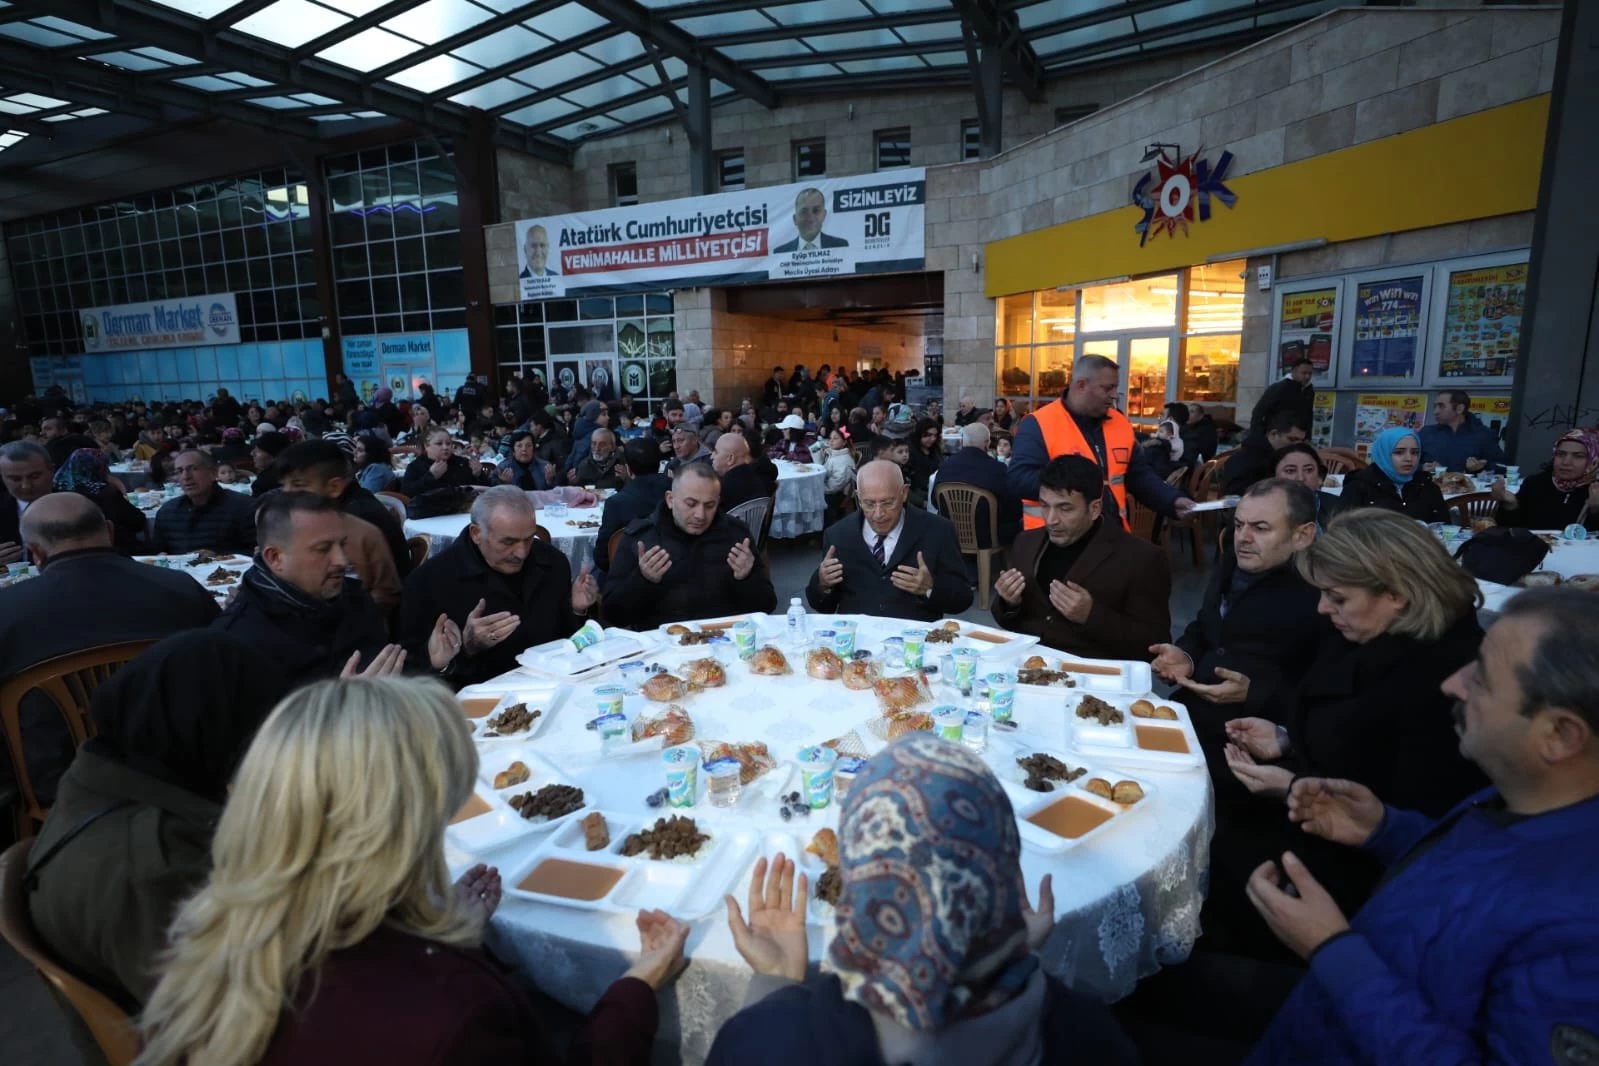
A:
1021 401 1135 530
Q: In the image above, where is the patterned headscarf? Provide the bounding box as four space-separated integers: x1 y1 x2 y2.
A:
53 447 110 496
1550 428 1599 493
1370 426 1419 486
827 733 1036 1032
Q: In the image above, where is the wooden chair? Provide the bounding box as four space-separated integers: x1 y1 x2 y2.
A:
406 534 431 568
0 840 140 1065
931 481 1002 610
373 491 409 525
1150 467 1196 563
1319 448 1367 475
1448 492 1498 528
607 529 625 569
726 496 774 551
534 524 551 544
0 640 156 838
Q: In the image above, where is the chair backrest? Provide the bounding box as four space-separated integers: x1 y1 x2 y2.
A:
1448 491 1498 528
726 496 773 549
1164 466 1190 491
0 840 141 1065
931 481 999 554
534 524 551 544
1189 458 1223 501
406 534 431 568
607 529 625 568
373 492 408 522
0 641 156 835
1319 448 1367 475
1126 493 1159 540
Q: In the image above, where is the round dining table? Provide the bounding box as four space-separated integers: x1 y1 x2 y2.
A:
769 459 826 539
449 614 1213 1065
405 501 605 576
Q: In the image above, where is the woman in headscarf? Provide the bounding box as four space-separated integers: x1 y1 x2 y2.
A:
1492 428 1599 532
708 733 1137 1066
53 446 146 553
1339 426 1448 522
26 632 294 1008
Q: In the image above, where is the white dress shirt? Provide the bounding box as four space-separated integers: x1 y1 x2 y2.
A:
862 511 906 565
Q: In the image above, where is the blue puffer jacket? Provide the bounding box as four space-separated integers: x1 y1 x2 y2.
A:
1248 787 1599 1065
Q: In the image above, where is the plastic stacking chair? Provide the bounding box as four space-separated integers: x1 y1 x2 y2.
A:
1319 448 1367 475
931 481 1002 610
407 534 431 568
1449 492 1498 528
726 496 774 551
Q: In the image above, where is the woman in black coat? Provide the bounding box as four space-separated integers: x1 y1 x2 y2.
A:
401 428 484 496
1492 428 1599 532
1339 427 1449 522
1203 509 1485 958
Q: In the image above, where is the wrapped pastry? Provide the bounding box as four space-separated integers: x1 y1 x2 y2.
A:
885 711 933 740
841 658 879 690
681 657 727 688
642 672 690 702
805 646 844 680
748 645 791 676
633 706 696 746
698 741 777 784
873 672 931 714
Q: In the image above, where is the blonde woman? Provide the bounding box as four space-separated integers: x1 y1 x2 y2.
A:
136 677 688 1066
1205 507 1486 957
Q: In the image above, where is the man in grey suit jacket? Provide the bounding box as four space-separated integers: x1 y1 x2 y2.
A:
805 461 971 623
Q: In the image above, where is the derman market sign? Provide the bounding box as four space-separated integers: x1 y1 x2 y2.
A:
1132 145 1236 246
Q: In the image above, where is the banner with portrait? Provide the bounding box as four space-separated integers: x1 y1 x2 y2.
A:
511 169 926 300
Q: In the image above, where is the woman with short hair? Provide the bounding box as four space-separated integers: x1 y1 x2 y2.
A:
1206 507 1485 956
136 676 688 1066
352 434 396 494
1272 442 1340 529
401 427 483 496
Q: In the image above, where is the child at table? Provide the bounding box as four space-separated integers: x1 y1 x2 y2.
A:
216 461 246 485
615 412 648 441
992 433 1013 465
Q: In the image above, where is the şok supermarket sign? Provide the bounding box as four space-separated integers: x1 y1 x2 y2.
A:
512 169 926 299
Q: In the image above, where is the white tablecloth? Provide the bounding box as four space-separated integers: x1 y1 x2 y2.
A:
109 461 149 489
458 616 1213 1064
133 482 254 536
405 507 603 576
770 459 826 539
131 551 247 606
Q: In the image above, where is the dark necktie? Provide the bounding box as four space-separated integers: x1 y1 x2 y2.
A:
872 533 886 566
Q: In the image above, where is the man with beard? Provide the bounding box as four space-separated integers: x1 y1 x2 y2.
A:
573 428 625 489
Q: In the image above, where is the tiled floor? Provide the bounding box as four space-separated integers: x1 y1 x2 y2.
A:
0 527 1217 1065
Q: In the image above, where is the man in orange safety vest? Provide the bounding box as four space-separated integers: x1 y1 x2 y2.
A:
1006 354 1196 531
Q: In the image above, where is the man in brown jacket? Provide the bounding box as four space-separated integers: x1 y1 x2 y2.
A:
991 454 1170 661
274 440 402 613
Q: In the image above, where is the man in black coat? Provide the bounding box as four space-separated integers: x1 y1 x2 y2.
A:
712 432 775 514
212 492 454 688
1 493 220 806
603 462 777 630
1247 359 1315 441
806 460 972 623
596 438 670 572
0 440 55 565
151 448 257 555
1220 412 1308 496
932 423 1019 548
1182 403 1220 465
1149 479 1328 779
399 486 598 688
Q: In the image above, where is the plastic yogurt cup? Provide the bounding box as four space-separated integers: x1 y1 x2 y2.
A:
593 684 625 717
831 620 858 658
950 648 980 689
662 745 699 807
985 672 1017 723
595 713 628 751
730 620 759 658
833 756 867 800
796 745 839 809
932 705 965 742
901 628 926 669
569 619 604 653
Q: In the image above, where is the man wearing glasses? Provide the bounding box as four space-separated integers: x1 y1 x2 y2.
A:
805 460 971 622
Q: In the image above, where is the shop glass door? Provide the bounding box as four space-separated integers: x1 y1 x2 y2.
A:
1077 333 1174 428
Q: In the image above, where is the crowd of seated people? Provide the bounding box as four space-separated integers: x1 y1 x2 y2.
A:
3 374 1597 1065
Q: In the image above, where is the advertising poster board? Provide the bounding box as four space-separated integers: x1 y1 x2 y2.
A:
1354 392 1427 452
1438 262 1526 381
1351 275 1424 379
1277 287 1337 375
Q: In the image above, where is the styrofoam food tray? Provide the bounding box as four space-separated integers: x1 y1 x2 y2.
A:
1069 693 1204 771
1016 655 1153 696
446 757 588 854
516 627 662 680
465 685 565 744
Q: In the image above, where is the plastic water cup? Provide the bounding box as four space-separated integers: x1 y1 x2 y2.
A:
963 711 990 753
593 684 625 717
730 620 759 659
951 649 980 690
832 620 858 658
617 661 647 693
932 705 965 743
901 628 926 669
814 629 836 653
705 758 742 808
546 499 568 519
662 745 699 808
1562 523 1588 542
797 745 839 809
985 672 1017 723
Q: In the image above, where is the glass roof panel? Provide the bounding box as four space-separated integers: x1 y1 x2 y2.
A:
146 0 249 17
291 92 341 105
388 53 480 92
1155 16 1256 48
578 33 645 66
219 71 274 87
515 51 603 90
760 1 872 26
525 2 610 39
672 10 772 36
176 74 251 91
448 77 540 108
837 54 928 73
382 0 498 43
232 0 351 48
247 95 313 110
89 51 172 71
920 48 965 65
800 28 907 51
42 107 109 121
1031 16 1135 56
1014 0 1118 31
450 24 543 68
892 21 960 43
320 0 393 13
0 131 31 153
133 46 200 65
561 73 650 108
548 115 619 140
716 39 815 61
500 98 577 126
7 92 71 110
1135 0 1244 31
0 24 79 47
759 62 843 81
865 0 953 11
31 17 115 40
603 96 675 125
317 26 421 70
1259 0 1341 26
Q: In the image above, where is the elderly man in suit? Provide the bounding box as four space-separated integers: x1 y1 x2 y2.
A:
806 460 971 622
932 422 1019 548
992 454 1170 661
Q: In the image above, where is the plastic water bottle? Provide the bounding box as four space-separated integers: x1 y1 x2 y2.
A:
786 597 808 647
